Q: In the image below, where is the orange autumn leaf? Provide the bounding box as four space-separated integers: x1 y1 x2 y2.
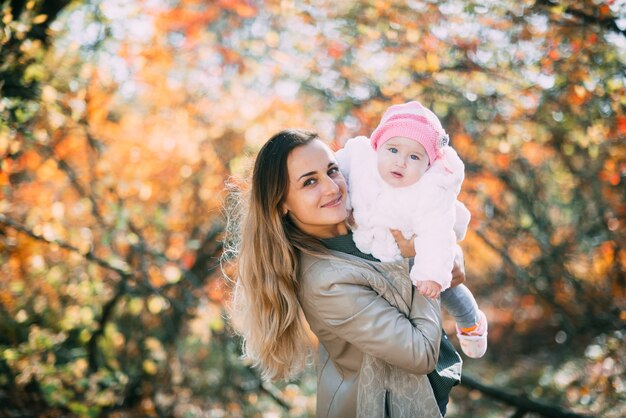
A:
548 49 560 60
207 280 226 303
521 142 552 166
452 133 473 153
599 170 620 186
495 153 511 170
327 41 344 59
616 115 626 136
218 0 257 18
567 86 587 105
599 4 610 17
157 7 219 32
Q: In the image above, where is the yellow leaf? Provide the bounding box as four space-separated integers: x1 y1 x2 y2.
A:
32 14 48 24
143 359 158 375
406 29 420 43
147 296 166 314
426 52 440 72
163 264 181 284
412 58 428 73
574 85 586 98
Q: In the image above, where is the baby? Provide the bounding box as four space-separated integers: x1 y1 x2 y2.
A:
336 100 488 358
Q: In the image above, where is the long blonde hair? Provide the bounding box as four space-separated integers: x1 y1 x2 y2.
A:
223 129 330 380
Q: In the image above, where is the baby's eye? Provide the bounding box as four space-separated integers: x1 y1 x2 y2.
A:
410 154 420 161
388 147 398 154
303 178 317 186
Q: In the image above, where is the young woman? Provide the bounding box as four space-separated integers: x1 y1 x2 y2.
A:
226 129 464 417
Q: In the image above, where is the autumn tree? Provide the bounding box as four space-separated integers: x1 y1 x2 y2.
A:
0 0 280 415
1 0 624 417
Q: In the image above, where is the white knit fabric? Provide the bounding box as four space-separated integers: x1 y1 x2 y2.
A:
336 136 471 290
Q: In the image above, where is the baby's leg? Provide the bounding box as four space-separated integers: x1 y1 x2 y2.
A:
440 284 478 329
442 284 488 358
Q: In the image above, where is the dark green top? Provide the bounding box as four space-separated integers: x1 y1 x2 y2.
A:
321 232 461 415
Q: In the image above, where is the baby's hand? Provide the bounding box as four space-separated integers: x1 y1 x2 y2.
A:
416 280 442 299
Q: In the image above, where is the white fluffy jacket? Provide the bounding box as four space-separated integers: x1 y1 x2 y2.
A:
335 136 471 290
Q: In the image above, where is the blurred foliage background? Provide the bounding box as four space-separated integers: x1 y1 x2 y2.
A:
0 0 624 417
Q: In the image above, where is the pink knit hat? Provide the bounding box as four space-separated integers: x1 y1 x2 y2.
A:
370 101 450 164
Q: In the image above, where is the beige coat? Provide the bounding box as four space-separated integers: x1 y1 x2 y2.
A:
298 250 443 418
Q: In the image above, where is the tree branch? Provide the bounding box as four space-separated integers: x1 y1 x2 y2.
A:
0 214 137 373
474 227 578 333
535 0 626 37
0 214 131 277
461 374 593 418
87 278 128 372
34 140 108 227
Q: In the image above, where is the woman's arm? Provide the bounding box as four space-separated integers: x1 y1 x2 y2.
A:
300 261 441 374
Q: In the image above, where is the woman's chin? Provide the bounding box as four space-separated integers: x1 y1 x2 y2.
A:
322 208 348 225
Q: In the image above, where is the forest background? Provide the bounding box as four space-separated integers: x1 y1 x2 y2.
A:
0 0 624 417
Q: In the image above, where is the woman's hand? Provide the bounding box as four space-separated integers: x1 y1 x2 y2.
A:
390 229 416 258
450 244 466 288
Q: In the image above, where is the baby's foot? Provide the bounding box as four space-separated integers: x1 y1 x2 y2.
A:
456 310 488 358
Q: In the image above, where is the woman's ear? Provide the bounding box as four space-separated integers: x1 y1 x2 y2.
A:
281 203 289 216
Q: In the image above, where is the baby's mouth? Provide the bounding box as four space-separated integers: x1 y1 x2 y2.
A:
391 171 404 178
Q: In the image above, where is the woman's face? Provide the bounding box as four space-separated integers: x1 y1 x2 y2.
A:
282 139 349 238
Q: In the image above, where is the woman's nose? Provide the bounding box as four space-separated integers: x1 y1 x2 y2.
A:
322 175 340 193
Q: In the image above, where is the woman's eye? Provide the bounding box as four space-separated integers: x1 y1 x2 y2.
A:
303 178 316 186
410 154 420 160
328 167 339 176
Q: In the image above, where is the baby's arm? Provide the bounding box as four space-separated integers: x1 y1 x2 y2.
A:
409 147 468 295
409 184 458 293
454 200 471 241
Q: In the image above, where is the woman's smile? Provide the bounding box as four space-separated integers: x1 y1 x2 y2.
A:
321 195 343 208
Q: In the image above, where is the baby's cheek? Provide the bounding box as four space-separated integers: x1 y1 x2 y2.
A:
376 156 387 174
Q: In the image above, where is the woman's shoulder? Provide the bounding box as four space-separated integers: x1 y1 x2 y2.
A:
298 252 411 298
298 253 369 289
299 252 362 277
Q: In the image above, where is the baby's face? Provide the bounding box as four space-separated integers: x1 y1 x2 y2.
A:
376 136 429 187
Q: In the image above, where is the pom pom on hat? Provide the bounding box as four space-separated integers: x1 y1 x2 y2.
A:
370 101 449 164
